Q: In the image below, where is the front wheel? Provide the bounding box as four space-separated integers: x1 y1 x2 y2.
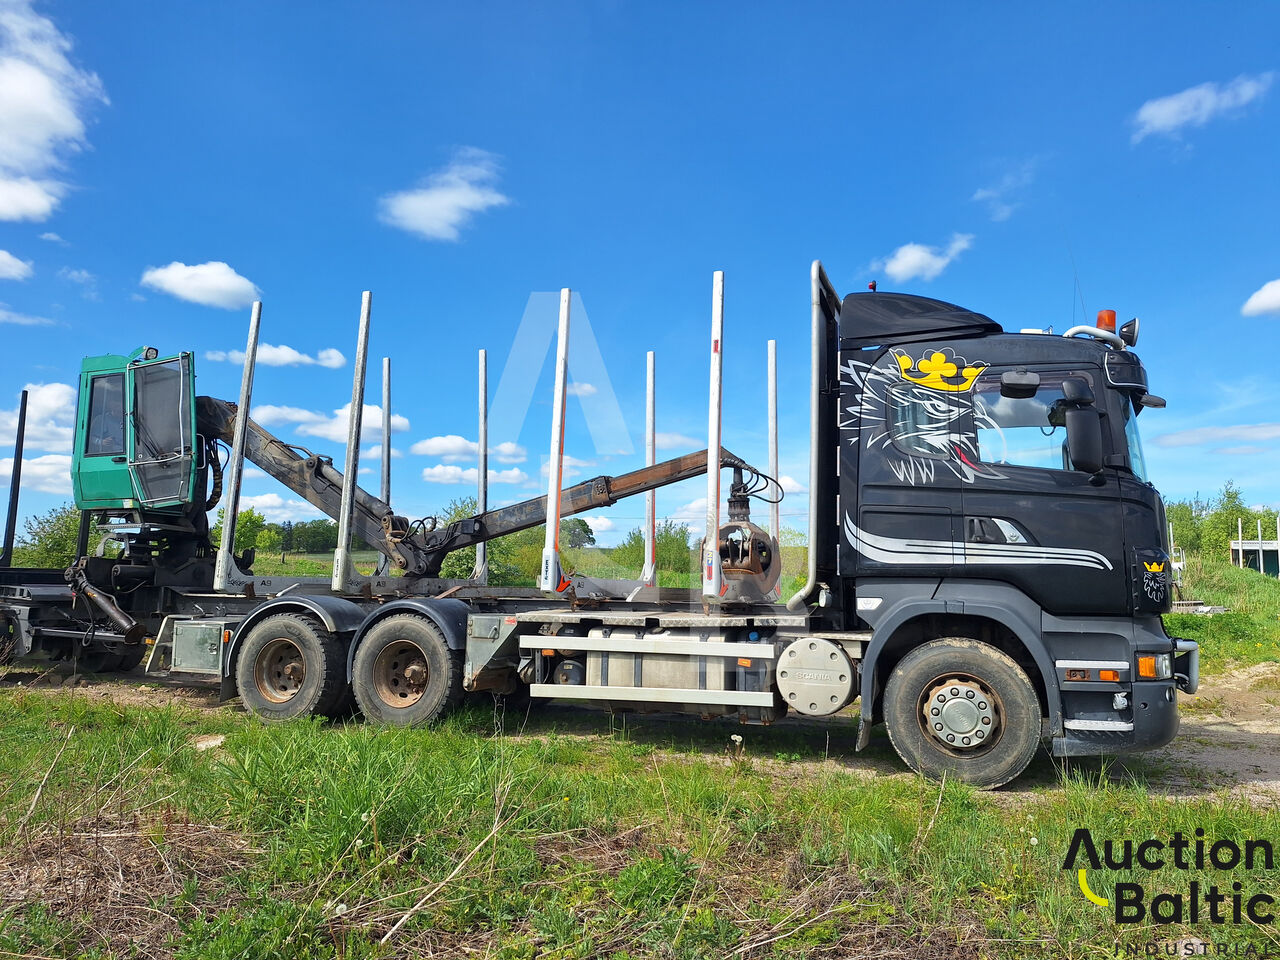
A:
883 638 1042 790
352 614 462 726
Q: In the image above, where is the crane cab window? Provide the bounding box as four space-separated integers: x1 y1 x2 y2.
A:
972 374 1073 471
85 373 125 456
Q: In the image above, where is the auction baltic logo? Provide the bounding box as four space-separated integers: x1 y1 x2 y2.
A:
1063 828 1276 924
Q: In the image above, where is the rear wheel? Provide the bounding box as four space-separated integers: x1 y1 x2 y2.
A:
883 638 1041 790
75 649 122 673
236 614 347 721
352 614 462 726
116 646 146 673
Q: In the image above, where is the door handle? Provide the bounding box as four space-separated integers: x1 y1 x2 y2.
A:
112 456 127 463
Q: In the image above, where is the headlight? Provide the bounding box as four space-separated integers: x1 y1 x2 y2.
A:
1137 653 1172 680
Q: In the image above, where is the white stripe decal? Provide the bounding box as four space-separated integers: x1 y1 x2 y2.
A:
845 517 1113 571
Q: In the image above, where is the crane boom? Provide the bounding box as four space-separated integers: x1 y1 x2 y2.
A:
197 396 733 578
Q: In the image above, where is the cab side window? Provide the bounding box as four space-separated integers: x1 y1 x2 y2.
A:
972 373 1073 471
85 373 125 456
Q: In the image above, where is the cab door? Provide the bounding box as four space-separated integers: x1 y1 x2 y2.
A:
74 370 136 508
959 364 1128 616
125 353 197 508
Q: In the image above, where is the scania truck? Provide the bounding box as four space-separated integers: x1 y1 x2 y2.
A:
0 261 1198 788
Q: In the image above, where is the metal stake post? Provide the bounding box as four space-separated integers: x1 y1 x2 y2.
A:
475 349 489 583
332 291 372 592
1 389 28 566
214 301 261 592
767 339 779 540
539 289 571 593
702 271 724 602
376 357 392 576
642 351 656 586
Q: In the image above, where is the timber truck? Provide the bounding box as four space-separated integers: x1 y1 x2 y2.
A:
0 262 1199 789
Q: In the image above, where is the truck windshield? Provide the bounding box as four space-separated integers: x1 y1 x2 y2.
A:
1121 397 1149 481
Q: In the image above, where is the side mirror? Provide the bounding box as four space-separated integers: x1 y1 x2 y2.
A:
1000 369 1040 399
1061 377 1095 405
1065 407 1103 474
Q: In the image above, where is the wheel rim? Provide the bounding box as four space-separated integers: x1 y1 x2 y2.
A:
371 639 429 708
919 674 1003 755
254 637 306 703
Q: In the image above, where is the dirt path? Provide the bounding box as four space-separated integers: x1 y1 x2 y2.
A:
5 660 1280 801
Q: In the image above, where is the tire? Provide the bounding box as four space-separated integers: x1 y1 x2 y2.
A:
883 638 1041 790
76 649 123 673
116 646 146 673
352 614 462 726
235 613 348 721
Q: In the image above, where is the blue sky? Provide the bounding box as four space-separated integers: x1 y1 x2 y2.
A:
0 1 1277 547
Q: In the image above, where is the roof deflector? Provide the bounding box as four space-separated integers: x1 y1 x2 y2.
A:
839 292 1002 347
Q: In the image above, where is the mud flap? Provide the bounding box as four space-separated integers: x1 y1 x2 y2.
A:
855 673 877 751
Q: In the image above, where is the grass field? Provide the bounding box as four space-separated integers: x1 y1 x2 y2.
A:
5 555 1280 958
3 692 1280 959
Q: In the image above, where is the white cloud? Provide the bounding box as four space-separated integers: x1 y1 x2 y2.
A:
779 475 806 494
0 249 31 279
876 233 974 283
492 441 526 464
362 444 403 460
0 382 75 451
37 230 62 243
0 3 107 221
1153 423 1280 448
241 467 266 479
293 402 410 444
205 343 345 368
566 382 596 397
672 497 708 521
971 161 1035 222
1217 445 1267 456
408 434 526 464
0 453 70 493
251 405 328 427
410 434 476 460
377 147 510 241
238 492 324 523
1242 279 1280 317
57 264 96 299
655 432 701 451
140 260 260 309
1132 73 1274 143
0 304 51 325
421 464 528 485
580 514 615 533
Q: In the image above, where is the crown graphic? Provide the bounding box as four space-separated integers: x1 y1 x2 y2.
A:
1143 561 1166 573
893 349 986 392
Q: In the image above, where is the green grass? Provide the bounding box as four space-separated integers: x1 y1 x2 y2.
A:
1165 554 1280 673
2 692 1278 958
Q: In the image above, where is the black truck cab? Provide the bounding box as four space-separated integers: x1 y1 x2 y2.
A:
828 291 1195 761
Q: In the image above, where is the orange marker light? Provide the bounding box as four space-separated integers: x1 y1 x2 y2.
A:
1096 309 1117 333
1137 655 1157 679
737 658 753 667
1099 669 1120 682
541 649 556 657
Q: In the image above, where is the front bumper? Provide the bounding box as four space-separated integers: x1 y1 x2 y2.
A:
1051 678 1180 757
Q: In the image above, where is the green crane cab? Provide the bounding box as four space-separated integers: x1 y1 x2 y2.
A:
73 347 198 516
